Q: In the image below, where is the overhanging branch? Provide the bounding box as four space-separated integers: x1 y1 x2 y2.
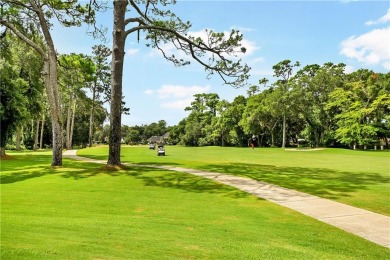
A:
0 19 46 57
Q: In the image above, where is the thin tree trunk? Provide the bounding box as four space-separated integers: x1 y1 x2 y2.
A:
89 84 96 147
69 97 76 149
62 111 65 149
108 0 127 166
15 126 21 151
66 92 73 150
268 121 278 147
33 119 40 150
282 113 286 148
40 114 45 149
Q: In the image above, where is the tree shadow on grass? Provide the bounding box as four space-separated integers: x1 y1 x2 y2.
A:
1 156 107 184
198 163 390 200
0 154 54 184
129 167 251 199
62 163 251 199
2 155 250 199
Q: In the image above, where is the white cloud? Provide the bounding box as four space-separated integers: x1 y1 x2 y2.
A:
157 84 211 99
143 89 155 95
344 65 356 74
126 48 139 56
248 57 265 65
144 84 211 110
383 61 390 70
160 98 194 109
365 8 390 26
340 27 390 69
239 38 259 57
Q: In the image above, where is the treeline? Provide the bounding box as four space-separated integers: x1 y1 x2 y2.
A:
166 61 390 149
96 120 170 145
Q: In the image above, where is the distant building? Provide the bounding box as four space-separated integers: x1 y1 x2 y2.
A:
147 136 163 144
147 132 170 144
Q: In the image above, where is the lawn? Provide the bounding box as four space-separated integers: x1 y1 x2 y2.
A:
1 150 389 259
78 145 390 216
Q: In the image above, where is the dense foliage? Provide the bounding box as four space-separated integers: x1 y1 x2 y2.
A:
1 32 108 152
166 63 390 149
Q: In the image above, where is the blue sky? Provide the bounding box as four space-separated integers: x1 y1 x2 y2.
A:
51 0 390 126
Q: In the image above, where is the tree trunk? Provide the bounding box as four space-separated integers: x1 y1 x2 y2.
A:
34 2 62 166
33 119 40 150
108 0 127 166
40 114 45 149
0 122 7 156
89 84 96 148
62 114 65 149
69 97 77 149
282 113 286 148
66 92 73 150
42 55 62 165
15 126 21 151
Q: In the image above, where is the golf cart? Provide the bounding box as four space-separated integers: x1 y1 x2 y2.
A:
157 144 165 156
149 143 156 150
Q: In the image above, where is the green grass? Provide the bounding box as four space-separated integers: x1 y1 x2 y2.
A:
78 145 390 216
1 150 389 259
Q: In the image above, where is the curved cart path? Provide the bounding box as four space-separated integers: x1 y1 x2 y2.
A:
63 150 390 248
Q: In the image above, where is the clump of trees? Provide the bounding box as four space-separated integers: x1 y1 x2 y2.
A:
0 0 98 164
168 61 390 149
1 35 108 154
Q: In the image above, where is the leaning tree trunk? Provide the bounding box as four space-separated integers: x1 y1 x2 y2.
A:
33 1 63 166
107 0 127 166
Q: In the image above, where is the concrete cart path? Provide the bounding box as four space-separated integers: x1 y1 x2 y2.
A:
63 150 390 248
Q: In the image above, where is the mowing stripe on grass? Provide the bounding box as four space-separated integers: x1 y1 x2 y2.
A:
64 150 390 248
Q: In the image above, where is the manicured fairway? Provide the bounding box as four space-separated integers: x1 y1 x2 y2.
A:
1 150 389 259
78 145 390 216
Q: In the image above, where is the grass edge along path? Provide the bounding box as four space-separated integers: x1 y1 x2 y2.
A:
64 150 390 249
